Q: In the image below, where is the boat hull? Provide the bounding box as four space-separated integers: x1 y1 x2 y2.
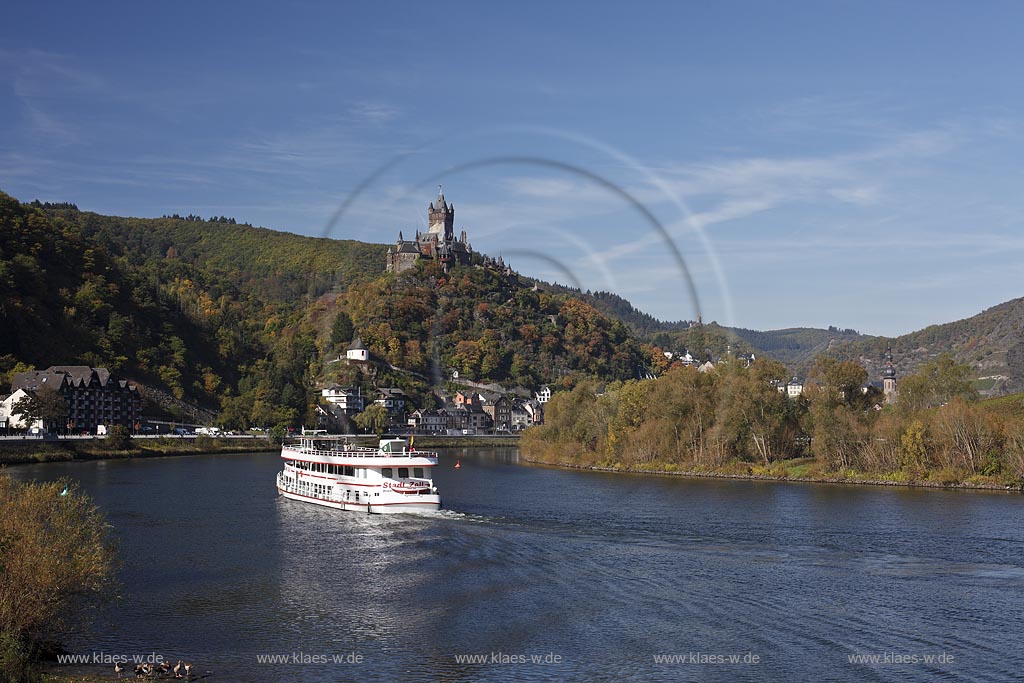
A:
278 487 441 514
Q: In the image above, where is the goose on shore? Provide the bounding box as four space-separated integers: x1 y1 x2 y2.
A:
183 661 193 678
173 660 182 678
114 661 123 678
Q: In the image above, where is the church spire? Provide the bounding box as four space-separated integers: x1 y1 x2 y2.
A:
883 343 897 404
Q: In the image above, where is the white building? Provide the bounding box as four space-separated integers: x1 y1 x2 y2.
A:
374 388 407 414
535 386 552 403
346 336 369 363
0 389 41 431
408 409 447 434
777 377 804 398
321 386 364 413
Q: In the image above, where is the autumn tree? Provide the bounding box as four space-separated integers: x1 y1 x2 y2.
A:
898 354 977 412
354 404 389 436
12 387 66 433
329 310 354 349
806 356 869 409
0 477 116 682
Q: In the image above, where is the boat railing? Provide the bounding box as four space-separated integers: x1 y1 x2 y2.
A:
283 443 438 459
277 472 347 503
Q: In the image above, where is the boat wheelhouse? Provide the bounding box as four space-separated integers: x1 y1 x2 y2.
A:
276 436 441 513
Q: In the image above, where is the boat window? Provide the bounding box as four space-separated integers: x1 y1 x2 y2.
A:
398 468 409 479
343 466 354 477
382 468 393 478
414 467 424 478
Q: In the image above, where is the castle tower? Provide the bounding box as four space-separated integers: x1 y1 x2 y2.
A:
386 188 471 273
427 185 454 240
883 344 897 404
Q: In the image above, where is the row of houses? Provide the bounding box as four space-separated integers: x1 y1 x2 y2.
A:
318 384 545 434
1 366 142 434
408 391 544 434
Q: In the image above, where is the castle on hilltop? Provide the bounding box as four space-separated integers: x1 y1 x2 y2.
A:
386 187 473 274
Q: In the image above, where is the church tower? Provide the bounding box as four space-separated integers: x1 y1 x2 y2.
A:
427 185 454 241
883 344 897 404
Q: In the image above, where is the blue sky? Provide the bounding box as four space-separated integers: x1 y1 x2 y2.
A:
3 1 1024 336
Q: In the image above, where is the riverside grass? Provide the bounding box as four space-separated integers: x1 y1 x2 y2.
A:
0 436 272 466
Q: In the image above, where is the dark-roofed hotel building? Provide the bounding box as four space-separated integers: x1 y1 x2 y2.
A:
11 365 141 434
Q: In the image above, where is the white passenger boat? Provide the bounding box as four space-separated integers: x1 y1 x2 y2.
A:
276 436 441 513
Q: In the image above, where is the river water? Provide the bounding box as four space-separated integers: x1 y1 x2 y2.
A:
10 448 1024 682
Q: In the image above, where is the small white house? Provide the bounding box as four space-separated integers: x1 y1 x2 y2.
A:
346 336 369 363
535 386 552 404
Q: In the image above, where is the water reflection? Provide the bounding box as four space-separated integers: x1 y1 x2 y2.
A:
7 448 1024 682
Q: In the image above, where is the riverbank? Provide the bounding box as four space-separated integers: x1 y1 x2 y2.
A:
412 435 519 448
42 672 108 683
0 436 273 466
521 455 1024 492
0 434 518 466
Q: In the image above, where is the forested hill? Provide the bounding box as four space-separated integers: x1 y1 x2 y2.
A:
3 188 1021 430
822 298 1024 395
0 191 647 427
40 202 386 303
0 191 384 422
727 326 868 369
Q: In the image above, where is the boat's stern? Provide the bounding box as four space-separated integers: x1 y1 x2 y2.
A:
370 491 442 513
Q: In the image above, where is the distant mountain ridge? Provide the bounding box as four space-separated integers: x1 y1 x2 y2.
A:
529 264 1023 395
820 297 1024 396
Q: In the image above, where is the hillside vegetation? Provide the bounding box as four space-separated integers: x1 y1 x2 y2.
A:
523 356 1024 488
0 191 650 429
824 298 1024 395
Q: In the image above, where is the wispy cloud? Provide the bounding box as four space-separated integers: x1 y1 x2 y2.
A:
0 48 105 144
348 101 401 125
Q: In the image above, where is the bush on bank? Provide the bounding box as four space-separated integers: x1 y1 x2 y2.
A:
0 477 116 683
